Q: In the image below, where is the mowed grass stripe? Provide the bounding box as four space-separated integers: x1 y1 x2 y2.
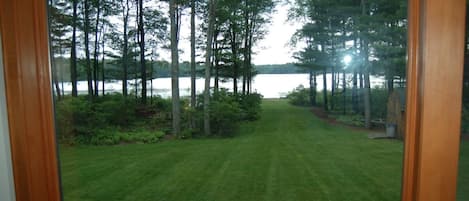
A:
60 100 411 201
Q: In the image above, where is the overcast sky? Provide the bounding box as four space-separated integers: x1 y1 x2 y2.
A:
161 2 303 65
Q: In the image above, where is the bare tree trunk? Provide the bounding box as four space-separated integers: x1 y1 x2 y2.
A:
312 71 317 105
247 20 254 94
93 0 101 97
84 0 93 98
204 0 216 135
53 59 61 100
242 0 249 95
343 70 346 114
122 0 130 96
70 0 78 97
323 70 328 111
387 76 394 92
230 20 239 95
101 25 106 96
170 0 181 135
214 30 220 93
352 38 358 113
138 0 147 104
190 0 196 109
309 69 316 106
362 0 371 128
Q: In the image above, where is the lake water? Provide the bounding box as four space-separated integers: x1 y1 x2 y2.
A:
61 74 385 99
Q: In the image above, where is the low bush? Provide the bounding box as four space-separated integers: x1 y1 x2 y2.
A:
238 93 263 120
286 85 310 106
210 95 243 136
55 90 262 144
334 114 365 127
462 106 469 134
55 94 169 145
192 89 263 137
88 129 166 145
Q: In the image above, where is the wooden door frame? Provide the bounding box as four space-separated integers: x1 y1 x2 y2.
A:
0 0 466 201
0 0 62 201
401 0 466 200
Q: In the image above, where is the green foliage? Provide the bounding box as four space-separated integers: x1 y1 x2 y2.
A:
89 129 166 146
370 88 389 120
210 95 243 136
55 96 104 138
462 106 469 134
238 93 263 121
55 94 169 145
93 94 137 126
192 89 263 137
334 115 365 127
286 85 310 106
55 91 262 143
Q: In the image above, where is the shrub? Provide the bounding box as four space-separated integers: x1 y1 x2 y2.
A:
462 106 469 134
87 129 166 145
210 97 243 136
94 95 138 126
193 89 260 137
287 85 310 106
130 130 165 144
238 93 263 120
55 96 105 140
55 94 170 145
90 129 121 145
370 88 388 120
335 114 365 127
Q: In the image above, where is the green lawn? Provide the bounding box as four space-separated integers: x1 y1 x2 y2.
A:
59 100 468 201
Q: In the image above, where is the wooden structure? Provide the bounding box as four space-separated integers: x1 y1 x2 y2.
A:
387 89 406 139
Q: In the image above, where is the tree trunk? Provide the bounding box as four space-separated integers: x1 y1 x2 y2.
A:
93 0 101 97
323 70 328 111
122 0 129 96
331 64 335 110
230 21 238 95
352 38 358 113
53 59 61 100
343 70 346 114
214 30 220 93
242 0 249 95
70 0 78 97
362 0 371 128
352 69 358 113
204 0 216 135
247 20 254 94
101 25 105 96
190 0 196 109
364 64 371 128
387 77 394 92
138 0 147 104
170 0 181 135
313 71 317 106
84 0 93 98
309 69 316 106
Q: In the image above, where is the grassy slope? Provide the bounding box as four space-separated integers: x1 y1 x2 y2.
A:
60 100 466 201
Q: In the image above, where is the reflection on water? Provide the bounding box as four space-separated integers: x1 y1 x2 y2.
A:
60 74 386 99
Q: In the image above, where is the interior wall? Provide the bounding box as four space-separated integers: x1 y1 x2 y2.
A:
0 31 16 201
